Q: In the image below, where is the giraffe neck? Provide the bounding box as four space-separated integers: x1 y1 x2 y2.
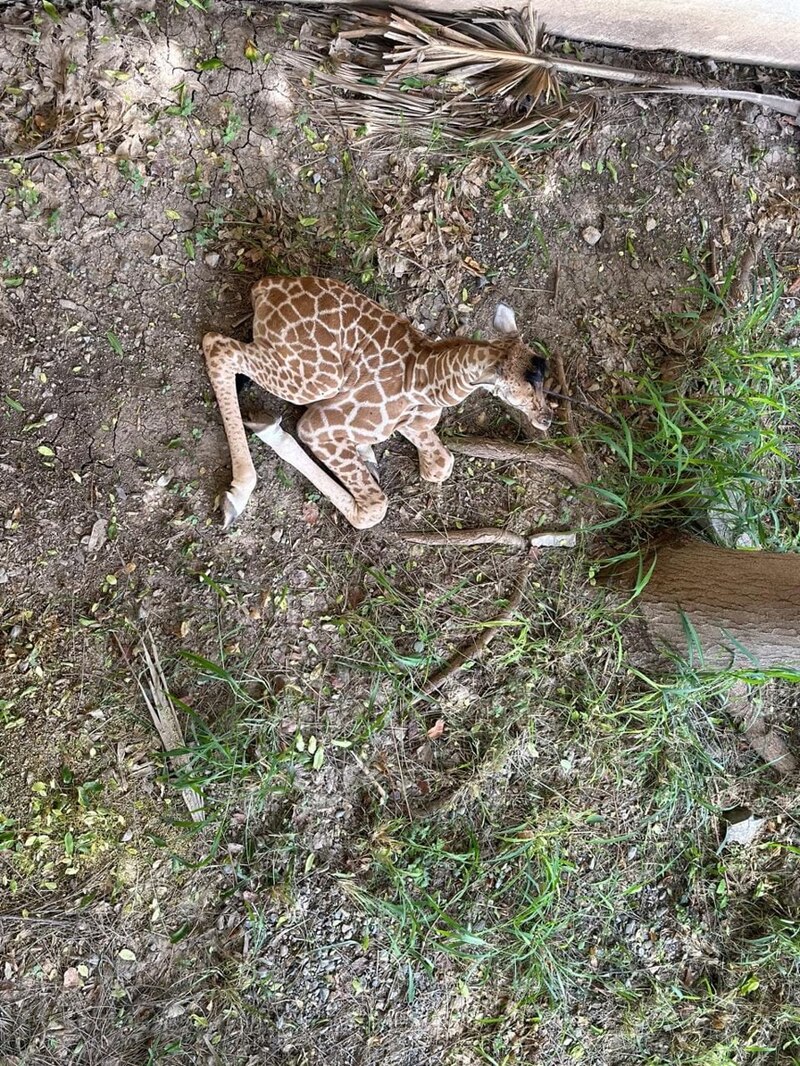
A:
409 337 504 408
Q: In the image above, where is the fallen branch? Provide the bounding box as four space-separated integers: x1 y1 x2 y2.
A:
444 435 587 485
402 526 577 550
412 564 532 702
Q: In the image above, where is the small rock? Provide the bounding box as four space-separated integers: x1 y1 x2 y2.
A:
63 967 84 990
582 226 602 246
645 218 657 232
721 811 766 849
204 252 220 268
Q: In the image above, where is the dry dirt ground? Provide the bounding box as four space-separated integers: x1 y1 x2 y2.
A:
1 2 799 1064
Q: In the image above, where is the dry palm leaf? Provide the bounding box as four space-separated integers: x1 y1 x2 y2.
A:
336 4 562 106
116 622 205 823
288 4 594 147
311 72 591 147
277 0 799 148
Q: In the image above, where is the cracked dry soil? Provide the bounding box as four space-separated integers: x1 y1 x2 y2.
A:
1 1 799 1064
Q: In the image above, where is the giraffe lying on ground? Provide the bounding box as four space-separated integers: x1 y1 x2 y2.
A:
203 275 553 530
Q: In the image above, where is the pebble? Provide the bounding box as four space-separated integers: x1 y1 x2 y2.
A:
645 218 657 232
582 226 602 246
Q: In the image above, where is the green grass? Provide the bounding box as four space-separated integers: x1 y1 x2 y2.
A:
203 280 799 1059
586 280 800 558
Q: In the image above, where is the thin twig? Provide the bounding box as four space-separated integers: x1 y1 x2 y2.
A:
551 352 589 478
412 564 532 703
350 748 389 802
545 388 622 427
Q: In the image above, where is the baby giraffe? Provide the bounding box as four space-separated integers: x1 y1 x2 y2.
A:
203 275 552 529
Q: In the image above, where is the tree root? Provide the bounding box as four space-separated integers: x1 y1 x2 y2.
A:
401 527 577 550
412 564 532 704
444 435 588 486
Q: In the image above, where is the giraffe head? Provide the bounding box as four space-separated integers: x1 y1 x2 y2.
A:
490 303 553 432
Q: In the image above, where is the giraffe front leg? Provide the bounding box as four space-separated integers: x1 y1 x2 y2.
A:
203 332 257 528
398 414 454 484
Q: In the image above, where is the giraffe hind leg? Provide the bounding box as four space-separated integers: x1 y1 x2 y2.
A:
245 417 365 527
296 420 388 529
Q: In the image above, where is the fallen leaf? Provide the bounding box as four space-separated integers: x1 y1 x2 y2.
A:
427 718 445 740
117 948 137 962
463 255 487 276
86 518 108 554
302 501 320 526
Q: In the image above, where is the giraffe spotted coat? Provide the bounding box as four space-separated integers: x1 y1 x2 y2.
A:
203 275 552 529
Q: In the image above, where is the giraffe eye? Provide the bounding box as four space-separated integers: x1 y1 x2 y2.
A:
524 356 547 388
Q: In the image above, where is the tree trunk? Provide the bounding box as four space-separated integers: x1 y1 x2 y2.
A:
611 534 800 670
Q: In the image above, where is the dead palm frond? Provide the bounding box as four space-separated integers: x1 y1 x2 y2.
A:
277 1 799 150
336 3 562 108
311 68 593 148
115 620 205 823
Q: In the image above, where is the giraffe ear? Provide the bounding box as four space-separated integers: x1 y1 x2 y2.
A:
493 302 518 335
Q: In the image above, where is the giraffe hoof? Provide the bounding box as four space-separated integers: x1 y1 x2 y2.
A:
349 500 388 530
245 417 282 444
221 492 243 529
356 444 380 485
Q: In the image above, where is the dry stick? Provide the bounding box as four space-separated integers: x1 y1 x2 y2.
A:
550 351 589 479
403 527 529 550
402 527 577 549
412 564 532 704
730 236 765 305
